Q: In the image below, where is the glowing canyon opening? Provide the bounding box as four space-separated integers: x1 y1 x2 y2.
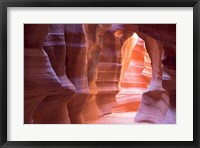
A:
24 24 176 124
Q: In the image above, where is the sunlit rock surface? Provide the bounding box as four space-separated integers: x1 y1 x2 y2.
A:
24 24 176 124
134 24 176 124
94 25 123 117
82 24 103 120
116 32 152 115
134 36 169 123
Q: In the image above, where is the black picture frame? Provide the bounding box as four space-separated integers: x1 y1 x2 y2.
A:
0 0 199 147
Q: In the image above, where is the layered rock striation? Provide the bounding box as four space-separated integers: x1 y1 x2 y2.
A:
116 32 152 112
64 24 90 123
33 24 76 124
24 24 69 124
134 24 176 123
24 24 176 124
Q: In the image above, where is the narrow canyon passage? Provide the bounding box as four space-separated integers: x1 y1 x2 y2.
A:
85 33 152 124
24 24 176 124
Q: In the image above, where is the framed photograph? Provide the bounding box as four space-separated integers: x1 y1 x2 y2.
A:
1 0 199 147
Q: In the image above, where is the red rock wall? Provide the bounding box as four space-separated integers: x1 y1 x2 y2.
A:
32 24 76 124
95 25 121 116
83 24 121 120
24 24 71 124
134 24 176 123
64 24 90 123
120 33 151 89
116 32 152 111
82 24 102 120
24 24 176 124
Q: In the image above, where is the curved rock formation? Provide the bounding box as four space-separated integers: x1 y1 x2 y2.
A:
142 51 152 83
24 24 64 123
32 24 76 124
83 24 121 120
84 24 175 124
116 32 152 112
82 24 102 120
134 24 176 123
161 42 176 123
64 24 90 123
24 24 176 124
134 36 169 123
120 33 150 89
94 24 123 116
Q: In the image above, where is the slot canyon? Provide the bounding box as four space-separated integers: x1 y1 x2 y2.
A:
24 24 176 124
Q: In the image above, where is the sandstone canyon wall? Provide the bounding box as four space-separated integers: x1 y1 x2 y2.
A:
64 24 90 123
24 24 176 124
32 24 76 124
24 24 73 124
116 32 152 113
83 24 125 121
134 24 176 123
